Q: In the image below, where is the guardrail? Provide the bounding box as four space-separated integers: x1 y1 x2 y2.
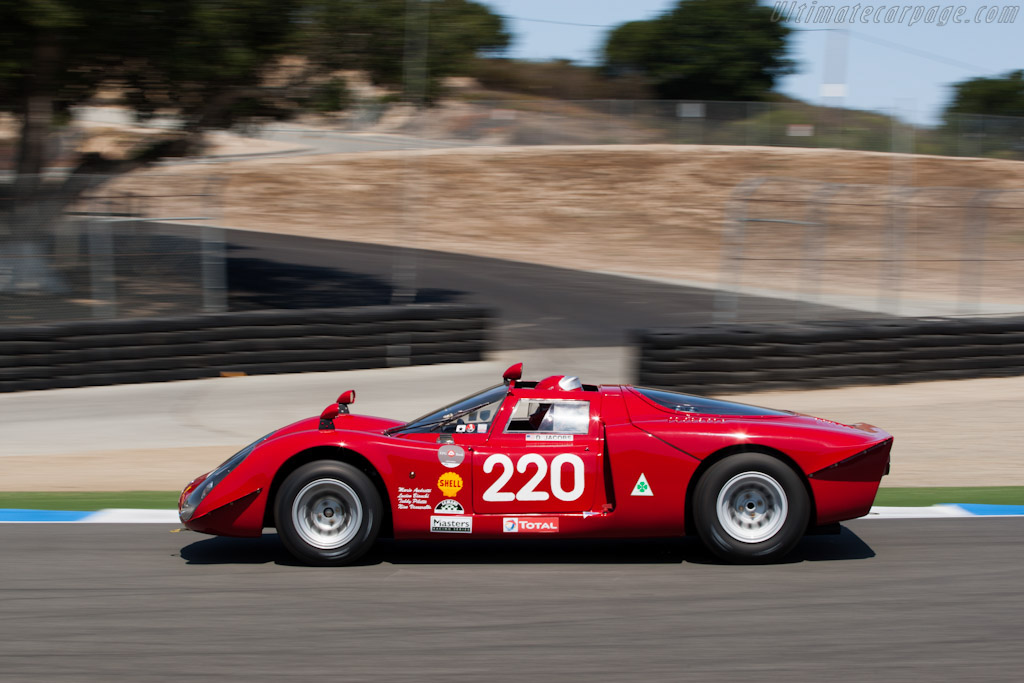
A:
636 316 1024 394
0 304 490 393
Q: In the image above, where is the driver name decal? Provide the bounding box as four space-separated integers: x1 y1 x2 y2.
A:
525 434 573 442
397 487 432 510
437 472 464 497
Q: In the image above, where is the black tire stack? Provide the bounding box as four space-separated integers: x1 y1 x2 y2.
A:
0 303 491 393
636 316 1024 394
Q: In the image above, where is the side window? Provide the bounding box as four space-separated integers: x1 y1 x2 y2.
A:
504 399 590 434
438 399 502 434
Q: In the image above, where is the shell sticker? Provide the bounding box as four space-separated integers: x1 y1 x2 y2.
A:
437 471 464 497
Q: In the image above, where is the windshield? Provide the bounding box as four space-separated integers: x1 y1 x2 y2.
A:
390 384 508 434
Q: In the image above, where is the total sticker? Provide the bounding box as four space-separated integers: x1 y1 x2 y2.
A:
437 471 464 497
502 517 559 533
438 445 465 468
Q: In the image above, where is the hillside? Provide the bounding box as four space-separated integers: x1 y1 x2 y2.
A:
115 144 1024 313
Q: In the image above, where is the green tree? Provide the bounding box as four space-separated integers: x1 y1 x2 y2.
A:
0 0 301 219
0 0 508 221
302 0 509 102
602 0 793 101
944 70 1024 118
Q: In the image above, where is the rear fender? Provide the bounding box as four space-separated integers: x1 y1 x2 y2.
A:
683 444 817 537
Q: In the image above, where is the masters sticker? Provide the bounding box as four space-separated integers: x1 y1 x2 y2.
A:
434 499 465 514
438 445 465 468
437 471 464 497
430 515 472 533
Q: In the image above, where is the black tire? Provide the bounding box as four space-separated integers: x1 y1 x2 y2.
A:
693 453 809 563
275 461 381 566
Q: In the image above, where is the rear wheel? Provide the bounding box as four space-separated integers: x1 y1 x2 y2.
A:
275 460 381 566
693 453 809 563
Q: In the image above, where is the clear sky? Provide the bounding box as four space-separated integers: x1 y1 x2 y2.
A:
479 0 1022 125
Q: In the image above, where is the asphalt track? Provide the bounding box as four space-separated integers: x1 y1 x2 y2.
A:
218 229 869 349
3 519 1023 682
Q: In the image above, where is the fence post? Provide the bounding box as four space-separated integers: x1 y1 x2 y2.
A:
878 187 912 315
201 175 227 313
88 198 116 319
201 225 226 313
801 182 838 315
959 189 995 315
715 178 765 322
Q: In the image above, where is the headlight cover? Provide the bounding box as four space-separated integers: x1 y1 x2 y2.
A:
179 432 274 523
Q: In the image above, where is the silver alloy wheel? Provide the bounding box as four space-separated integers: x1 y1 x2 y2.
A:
291 478 363 550
715 471 789 543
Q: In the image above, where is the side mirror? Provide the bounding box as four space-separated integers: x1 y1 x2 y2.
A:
503 362 523 387
320 404 341 430
336 389 356 414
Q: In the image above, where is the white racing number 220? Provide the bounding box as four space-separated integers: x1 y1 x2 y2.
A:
481 453 585 502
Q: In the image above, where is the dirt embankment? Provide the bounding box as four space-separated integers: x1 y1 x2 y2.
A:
120 145 1024 306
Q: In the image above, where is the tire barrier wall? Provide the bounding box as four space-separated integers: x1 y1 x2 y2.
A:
0 304 490 393
636 316 1024 394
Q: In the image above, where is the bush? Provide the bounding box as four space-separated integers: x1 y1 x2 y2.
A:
468 58 653 100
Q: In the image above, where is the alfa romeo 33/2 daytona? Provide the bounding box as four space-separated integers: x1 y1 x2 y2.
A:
179 363 892 564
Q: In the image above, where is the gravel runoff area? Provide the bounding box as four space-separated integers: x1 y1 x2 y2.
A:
0 347 1021 492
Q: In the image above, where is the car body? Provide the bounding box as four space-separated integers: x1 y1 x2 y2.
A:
179 363 892 564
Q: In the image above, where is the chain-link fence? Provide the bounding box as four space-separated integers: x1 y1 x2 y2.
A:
0 173 224 324
318 98 1024 160
65 97 1024 159
715 178 1024 321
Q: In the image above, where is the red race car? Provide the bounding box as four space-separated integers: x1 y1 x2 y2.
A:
179 363 892 564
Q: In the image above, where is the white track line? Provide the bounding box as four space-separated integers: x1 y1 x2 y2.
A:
78 509 181 523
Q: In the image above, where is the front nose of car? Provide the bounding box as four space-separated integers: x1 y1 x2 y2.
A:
178 473 210 523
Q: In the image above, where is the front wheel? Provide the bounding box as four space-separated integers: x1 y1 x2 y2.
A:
693 453 809 563
275 460 382 566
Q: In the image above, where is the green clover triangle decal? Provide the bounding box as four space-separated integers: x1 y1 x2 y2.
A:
631 473 653 497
